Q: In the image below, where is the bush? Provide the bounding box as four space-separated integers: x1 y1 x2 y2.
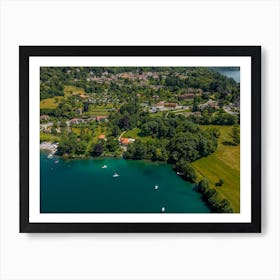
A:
215 179 224 187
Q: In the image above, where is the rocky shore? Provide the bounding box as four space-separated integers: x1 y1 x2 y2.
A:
40 142 58 157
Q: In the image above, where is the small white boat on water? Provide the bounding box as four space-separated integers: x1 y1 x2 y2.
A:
154 185 159 190
177 172 183 176
47 154 53 159
101 165 107 169
161 207 165 212
55 160 59 164
113 173 120 178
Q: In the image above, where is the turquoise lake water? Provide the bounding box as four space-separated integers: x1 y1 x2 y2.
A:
40 153 211 213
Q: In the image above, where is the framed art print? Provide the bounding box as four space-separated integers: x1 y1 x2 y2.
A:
19 46 261 233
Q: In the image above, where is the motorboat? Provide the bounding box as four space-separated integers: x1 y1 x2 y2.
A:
113 173 120 178
102 165 107 169
154 185 159 190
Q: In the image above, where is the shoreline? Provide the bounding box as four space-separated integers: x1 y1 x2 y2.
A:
40 149 213 212
40 141 58 157
40 149 173 166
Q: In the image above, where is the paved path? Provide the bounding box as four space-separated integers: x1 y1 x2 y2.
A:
118 130 127 141
40 122 53 129
65 121 71 132
224 107 238 115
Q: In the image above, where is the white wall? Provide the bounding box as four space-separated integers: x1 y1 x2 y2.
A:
0 0 279 279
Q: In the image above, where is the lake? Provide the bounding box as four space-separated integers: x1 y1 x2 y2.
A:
40 153 210 213
213 67 240 83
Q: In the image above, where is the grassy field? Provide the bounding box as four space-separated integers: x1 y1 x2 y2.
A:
64 85 85 95
123 128 152 142
40 86 85 109
149 112 164 118
191 125 240 212
40 97 63 109
40 132 60 142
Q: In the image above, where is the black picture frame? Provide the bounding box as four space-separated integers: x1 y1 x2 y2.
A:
20 46 261 233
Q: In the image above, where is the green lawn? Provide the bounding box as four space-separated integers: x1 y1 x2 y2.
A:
40 97 62 109
40 85 84 110
40 132 60 142
84 108 109 117
64 85 85 95
123 128 152 142
172 108 191 114
149 112 164 118
192 125 240 212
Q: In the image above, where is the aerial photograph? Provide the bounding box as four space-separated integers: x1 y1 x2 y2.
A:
40 66 240 214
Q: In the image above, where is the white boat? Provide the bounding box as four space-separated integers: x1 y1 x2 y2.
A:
113 173 120 178
154 185 159 190
47 154 53 159
55 160 59 164
177 172 183 176
161 207 165 212
101 165 107 169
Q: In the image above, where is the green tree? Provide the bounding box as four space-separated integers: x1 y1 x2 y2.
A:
51 127 57 135
106 137 119 153
175 159 197 183
215 179 224 187
152 148 168 161
231 124 240 145
192 96 200 112
197 178 210 193
92 143 103 157
76 140 87 155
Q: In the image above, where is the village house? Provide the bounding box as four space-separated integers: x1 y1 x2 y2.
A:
70 118 85 125
179 93 195 100
156 101 165 107
40 115 50 121
199 100 219 110
164 102 177 108
79 94 88 99
42 126 51 133
98 134 106 141
119 73 131 79
120 138 135 146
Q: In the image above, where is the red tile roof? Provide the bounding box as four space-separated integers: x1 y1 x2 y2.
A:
120 138 130 145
